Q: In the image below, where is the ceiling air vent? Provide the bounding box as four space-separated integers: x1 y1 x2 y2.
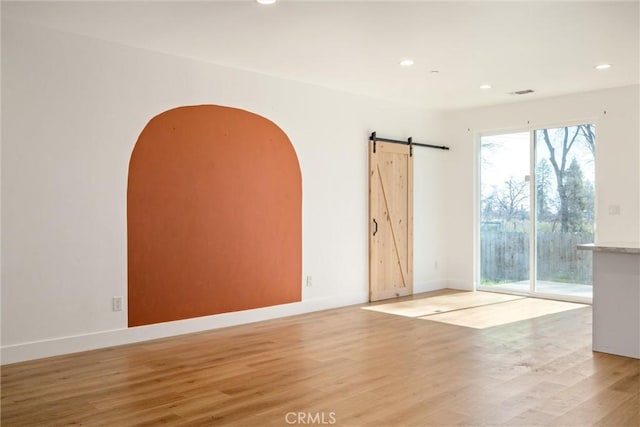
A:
509 89 535 95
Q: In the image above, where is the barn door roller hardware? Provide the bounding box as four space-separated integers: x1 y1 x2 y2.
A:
370 131 450 155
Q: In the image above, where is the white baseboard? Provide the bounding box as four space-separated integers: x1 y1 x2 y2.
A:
445 279 474 291
1 292 368 365
413 280 448 294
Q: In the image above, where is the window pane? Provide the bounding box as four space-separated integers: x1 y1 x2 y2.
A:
480 132 530 292
534 125 594 298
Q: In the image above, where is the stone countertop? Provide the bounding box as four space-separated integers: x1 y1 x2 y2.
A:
577 242 640 254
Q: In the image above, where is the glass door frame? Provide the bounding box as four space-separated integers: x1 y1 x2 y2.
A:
475 121 595 305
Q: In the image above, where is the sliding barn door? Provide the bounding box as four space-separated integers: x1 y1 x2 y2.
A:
369 140 413 301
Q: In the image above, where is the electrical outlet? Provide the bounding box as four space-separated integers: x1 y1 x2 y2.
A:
608 205 621 215
112 296 123 312
306 275 312 287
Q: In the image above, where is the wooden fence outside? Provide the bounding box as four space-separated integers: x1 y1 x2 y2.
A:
481 231 593 285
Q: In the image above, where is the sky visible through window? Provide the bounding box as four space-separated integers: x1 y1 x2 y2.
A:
481 132 530 207
481 127 595 207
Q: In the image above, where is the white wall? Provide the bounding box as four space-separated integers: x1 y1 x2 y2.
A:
443 86 640 290
413 146 449 292
1 21 447 363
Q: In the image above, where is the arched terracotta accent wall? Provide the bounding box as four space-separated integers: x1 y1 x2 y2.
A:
127 105 302 327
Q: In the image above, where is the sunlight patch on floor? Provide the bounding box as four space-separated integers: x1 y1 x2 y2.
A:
362 291 524 317
419 298 587 329
363 291 588 329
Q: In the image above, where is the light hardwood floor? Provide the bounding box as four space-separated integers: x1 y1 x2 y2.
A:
2 290 639 426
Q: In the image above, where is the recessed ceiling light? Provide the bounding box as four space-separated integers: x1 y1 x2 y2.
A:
595 63 612 70
256 0 277 4
399 59 414 67
479 84 492 90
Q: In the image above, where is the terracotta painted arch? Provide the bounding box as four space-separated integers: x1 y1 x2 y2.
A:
127 105 302 327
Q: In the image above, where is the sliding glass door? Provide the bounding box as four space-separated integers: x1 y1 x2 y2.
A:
479 125 594 301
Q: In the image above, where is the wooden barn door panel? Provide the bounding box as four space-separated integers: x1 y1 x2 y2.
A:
369 141 413 302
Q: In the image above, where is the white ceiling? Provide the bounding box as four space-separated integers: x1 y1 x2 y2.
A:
3 0 639 110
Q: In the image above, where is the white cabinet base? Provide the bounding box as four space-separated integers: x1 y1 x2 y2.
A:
592 251 640 359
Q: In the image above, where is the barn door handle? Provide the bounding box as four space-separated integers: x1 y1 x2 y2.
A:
373 219 378 236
